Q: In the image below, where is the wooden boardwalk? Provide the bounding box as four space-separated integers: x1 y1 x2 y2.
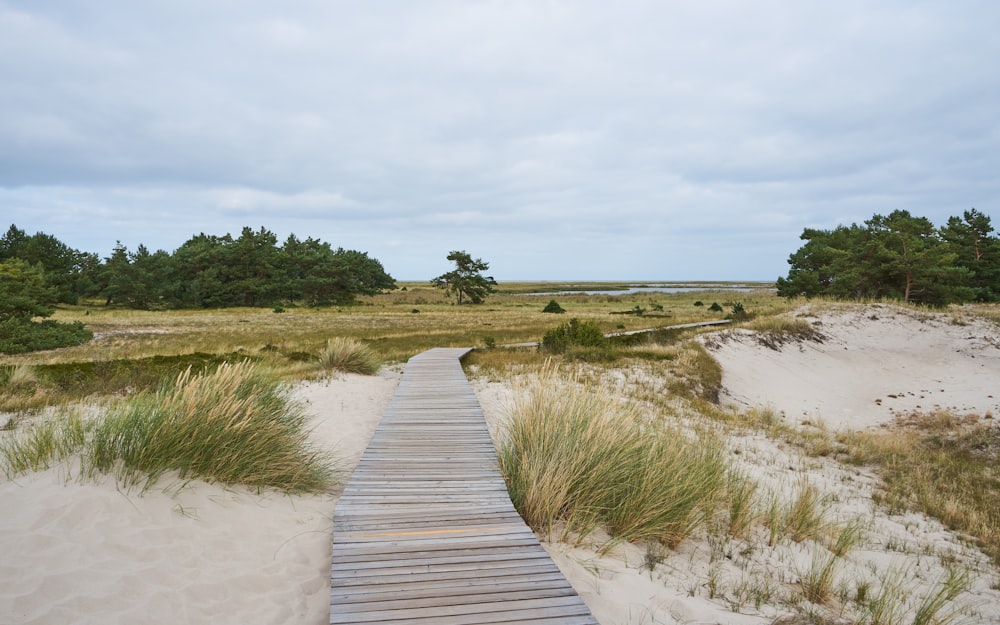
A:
331 348 598 625
501 318 731 348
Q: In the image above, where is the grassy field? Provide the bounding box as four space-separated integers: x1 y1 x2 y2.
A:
1 281 781 367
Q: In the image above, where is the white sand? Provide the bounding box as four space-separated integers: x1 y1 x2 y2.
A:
0 370 399 625
708 303 1000 429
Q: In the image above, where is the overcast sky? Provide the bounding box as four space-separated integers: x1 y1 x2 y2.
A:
2 1 998 281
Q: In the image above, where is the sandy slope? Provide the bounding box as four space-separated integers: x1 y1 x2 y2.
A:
709 303 1000 430
0 371 399 625
475 305 1000 624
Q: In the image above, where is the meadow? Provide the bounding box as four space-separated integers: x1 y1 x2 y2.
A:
0 280 777 375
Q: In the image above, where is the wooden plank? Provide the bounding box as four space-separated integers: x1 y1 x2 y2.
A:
331 347 597 624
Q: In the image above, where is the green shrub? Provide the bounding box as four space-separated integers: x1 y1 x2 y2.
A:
540 318 606 354
542 299 566 314
0 319 93 354
708 302 723 312
727 301 750 321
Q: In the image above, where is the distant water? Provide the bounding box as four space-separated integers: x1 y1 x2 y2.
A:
527 284 770 296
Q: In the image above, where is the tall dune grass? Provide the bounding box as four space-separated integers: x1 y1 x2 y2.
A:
0 411 87 477
497 368 728 546
85 361 334 492
317 337 381 375
837 413 1000 565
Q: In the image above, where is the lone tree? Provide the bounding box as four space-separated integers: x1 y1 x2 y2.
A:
431 250 497 304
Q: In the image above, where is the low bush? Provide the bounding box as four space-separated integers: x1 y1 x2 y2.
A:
562 345 619 363
542 299 566 314
36 353 244 396
540 318 606 354
0 319 93 354
726 302 751 321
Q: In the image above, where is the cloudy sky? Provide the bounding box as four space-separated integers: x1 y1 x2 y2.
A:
2 1 998 281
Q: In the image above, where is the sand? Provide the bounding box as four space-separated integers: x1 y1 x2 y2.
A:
0 370 400 625
708 303 1000 430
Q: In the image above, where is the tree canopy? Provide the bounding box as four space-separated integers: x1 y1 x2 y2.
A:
0 258 92 354
1 224 396 310
431 250 497 304
777 209 996 305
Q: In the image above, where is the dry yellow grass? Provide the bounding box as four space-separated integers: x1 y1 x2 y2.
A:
5 283 781 367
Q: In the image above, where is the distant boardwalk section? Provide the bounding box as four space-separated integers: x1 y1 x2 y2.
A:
331 347 598 624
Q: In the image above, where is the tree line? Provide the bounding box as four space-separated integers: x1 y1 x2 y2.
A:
0 224 396 310
776 209 998 305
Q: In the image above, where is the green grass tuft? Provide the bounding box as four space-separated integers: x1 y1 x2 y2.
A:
726 469 760 538
317 337 382 375
497 367 728 546
799 547 841 605
1 411 87 477
84 361 335 493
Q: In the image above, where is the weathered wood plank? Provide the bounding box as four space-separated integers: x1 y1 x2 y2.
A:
331 347 597 624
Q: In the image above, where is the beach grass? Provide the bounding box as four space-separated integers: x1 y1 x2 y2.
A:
316 337 381 375
85 361 334 492
496 366 728 547
737 315 827 349
725 469 760 539
0 410 87 477
799 546 841 605
1 361 335 493
836 411 1000 565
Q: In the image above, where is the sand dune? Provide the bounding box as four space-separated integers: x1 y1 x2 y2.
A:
0 371 399 625
710 303 1000 429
